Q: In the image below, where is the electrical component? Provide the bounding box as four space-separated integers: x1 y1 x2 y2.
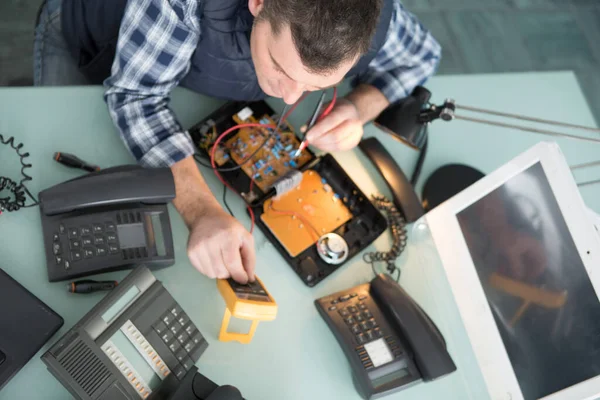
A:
273 170 303 196
316 233 349 265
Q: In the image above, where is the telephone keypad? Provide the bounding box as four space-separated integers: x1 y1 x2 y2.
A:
154 303 206 373
338 309 350 318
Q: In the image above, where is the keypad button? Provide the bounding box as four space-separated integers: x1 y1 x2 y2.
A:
106 222 116 231
184 342 194 353
70 239 81 249
55 256 63 265
59 224 66 234
373 327 383 337
363 310 373 319
185 324 196 336
338 309 350 318
358 302 367 310
169 340 182 354
331 299 339 305
109 245 119 254
359 295 367 300
52 243 61 255
351 324 361 334
191 332 203 345
366 330 375 341
171 306 181 317
64 260 71 270
70 251 82 261
189 345 204 362
153 322 168 336
350 293 357 298
368 319 377 328
328 306 337 311
94 236 105 245
82 237 93 246
80 226 91 236
175 348 187 362
181 356 194 371
356 333 366 344
83 248 94 258
356 315 364 323
68 228 79 238
360 321 369 331
339 294 351 302
173 364 186 380
96 246 107 256
106 233 117 243
177 332 190 344
170 324 181 335
161 331 174 343
178 314 190 327
348 306 358 314
162 314 173 325
53 233 60 242
93 224 103 233
344 317 355 325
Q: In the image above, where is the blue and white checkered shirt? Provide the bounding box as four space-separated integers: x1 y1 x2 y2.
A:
104 0 441 168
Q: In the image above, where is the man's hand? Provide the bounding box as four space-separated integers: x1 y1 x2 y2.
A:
305 84 390 152
305 98 363 152
187 203 255 283
171 157 256 283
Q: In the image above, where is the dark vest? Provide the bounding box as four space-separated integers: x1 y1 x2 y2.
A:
61 0 394 101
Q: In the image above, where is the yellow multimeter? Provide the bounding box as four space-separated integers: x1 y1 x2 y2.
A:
216 277 277 344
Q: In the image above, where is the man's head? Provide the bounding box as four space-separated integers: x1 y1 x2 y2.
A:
249 0 382 104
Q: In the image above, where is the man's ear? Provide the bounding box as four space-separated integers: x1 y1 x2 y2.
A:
248 0 264 17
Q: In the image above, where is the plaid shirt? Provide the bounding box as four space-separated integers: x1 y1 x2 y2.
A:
104 0 441 167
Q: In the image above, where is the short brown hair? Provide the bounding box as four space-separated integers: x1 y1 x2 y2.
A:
258 0 383 74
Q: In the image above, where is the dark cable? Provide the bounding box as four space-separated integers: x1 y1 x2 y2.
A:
363 195 407 282
223 184 234 217
410 128 428 186
0 134 39 213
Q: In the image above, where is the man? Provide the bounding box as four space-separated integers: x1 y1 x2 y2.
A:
34 0 441 284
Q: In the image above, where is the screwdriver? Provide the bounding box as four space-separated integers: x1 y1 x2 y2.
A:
68 280 118 294
54 152 100 172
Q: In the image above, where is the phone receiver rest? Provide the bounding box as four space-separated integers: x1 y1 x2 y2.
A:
370 274 457 381
39 165 176 216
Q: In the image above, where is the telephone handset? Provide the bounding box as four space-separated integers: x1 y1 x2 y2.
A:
39 165 177 282
315 274 456 400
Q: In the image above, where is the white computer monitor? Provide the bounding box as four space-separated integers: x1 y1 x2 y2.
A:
424 141 600 400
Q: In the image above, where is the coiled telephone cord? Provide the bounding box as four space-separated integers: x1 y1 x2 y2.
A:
0 134 38 213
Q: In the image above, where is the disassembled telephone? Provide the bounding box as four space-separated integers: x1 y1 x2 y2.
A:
189 101 388 286
216 277 277 344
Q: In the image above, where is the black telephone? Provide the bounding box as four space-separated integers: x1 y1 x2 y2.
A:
315 274 456 400
38 165 177 282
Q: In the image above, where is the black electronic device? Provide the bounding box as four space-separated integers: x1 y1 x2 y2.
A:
42 266 212 400
0 267 63 392
189 101 388 287
38 165 176 282
358 137 424 223
315 274 456 400
421 164 485 212
153 365 244 400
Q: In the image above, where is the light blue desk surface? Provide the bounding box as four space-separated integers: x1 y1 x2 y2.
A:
0 71 598 400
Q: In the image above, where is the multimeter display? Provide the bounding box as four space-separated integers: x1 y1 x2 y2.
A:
227 279 270 302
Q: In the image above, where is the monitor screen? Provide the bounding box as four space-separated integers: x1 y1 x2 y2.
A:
457 162 600 400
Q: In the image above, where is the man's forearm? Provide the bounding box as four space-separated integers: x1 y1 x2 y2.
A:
345 84 390 125
171 156 221 228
